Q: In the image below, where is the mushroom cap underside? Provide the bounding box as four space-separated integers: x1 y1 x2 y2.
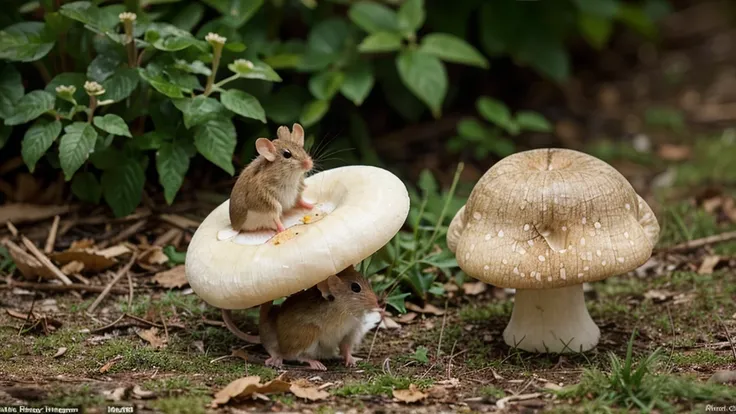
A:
185 165 410 309
451 148 660 289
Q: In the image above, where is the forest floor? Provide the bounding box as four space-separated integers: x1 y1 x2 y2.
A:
3 2 736 413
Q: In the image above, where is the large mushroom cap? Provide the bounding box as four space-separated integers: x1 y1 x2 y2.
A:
186 165 409 309
449 148 659 289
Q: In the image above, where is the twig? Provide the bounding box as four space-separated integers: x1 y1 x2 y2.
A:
87 253 137 313
158 214 200 230
160 310 169 344
436 299 449 357
153 228 182 247
21 235 73 285
496 393 543 410
44 215 60 254
715 313 736 361
1 281 127 294
657 231 736 253
98 220 147 248
5 221 18 237
18 295 38 336
665 305 676 372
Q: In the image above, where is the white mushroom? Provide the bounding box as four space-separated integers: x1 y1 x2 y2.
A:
447 148 660 353
185 165 409 310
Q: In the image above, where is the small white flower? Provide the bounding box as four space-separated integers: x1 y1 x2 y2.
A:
231 59 254 73
84 81 106 97
119 12 137 22
205 32 227 46
55 85 77 95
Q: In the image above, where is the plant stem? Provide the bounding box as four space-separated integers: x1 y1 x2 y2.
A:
204 44 224 96
212 74 240 91
424 162 464 251
123 21 137 68
87 96 97 123
33 61 52 83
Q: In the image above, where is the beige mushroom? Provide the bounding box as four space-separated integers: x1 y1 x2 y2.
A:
447 148 659 353
185 165 410 310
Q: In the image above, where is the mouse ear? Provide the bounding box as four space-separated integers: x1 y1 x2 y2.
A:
276 126 291 141
290 123 305 147
325 274 342 294
255 138 277 162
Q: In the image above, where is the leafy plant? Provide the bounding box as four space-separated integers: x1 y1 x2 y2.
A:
448 96 553 160
411 346 429 364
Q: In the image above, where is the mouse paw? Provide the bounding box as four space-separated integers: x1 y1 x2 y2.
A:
301 359 327 371
344 355 357 367
297 198 315 210
265 357 283 368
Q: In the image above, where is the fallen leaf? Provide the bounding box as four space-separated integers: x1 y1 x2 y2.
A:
153 265 188 288
393 384 427 403
698 255 721 274
69 239 95 250
136 327 167 349
100 355 123 373
702 196 723 214
426 385 449 399
103 387 128 402
379 316 400 329
50 250 118 272
290 380 330 401
644 289 673 303
657 144 691 161
132 385 156 399
443 283 459 293
60 260 84 274
139 246 169 266
406 303 445 316
53 347 67 358
3 240 55 279
0 203 77 225
397 312 418 324
97 244 132 258
544 382 562 391
211 376 291 407
462 281 487 296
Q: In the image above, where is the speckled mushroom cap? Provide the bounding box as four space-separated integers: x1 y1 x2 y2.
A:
447 148 659 289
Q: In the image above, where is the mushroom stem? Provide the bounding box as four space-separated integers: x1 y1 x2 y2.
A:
503 284 600 353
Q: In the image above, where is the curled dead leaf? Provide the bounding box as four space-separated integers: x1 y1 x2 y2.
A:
211 376 291 407
3 240 55 279
462 281 487 296
153 265 188 288
290 380 330 401
406 303 445 316
139 246 169 266
100 355 123 373
136 327 167 349
50 249 119 272
397 312 418 324
70 239 95 250
53 347 67 358
697 255 721 275
379 316 400 329
393 384 427 403
60 260 84 275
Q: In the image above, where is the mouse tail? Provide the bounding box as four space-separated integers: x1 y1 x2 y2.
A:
221 309 261 344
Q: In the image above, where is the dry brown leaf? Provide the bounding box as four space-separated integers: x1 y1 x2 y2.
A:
136 327 167 349
379 316 400 329
53 347 67 358
657 144 692 161
69 239 95 250
290 380 330 401
426 385 449 399
698 255 721 274
159 214 201 229
4 240 55 279
393 384 427 403
462 281 487 296
644 289 673 303
100 355 123 373
60 260 84 275
132 385 156 399
211 376 291 407
443 283 459 293
702 196 723 214
0 203 77 225
139 246 169 266
153 265 188 288
406 303 445 316
97 244 132 258
397 312 418 324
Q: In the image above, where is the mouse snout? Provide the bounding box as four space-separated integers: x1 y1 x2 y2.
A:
302 157 313 171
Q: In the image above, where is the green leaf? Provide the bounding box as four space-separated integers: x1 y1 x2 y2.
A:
579 13 613 49
202 0 263 28
305 18 352 67
21 119 62 173
457 117 487 141
397 0 425 36
3 90 55 126
173 96 226 129
153 36 198 52
418 33 489 68
476 97 518 134
0 22 55 62
220 90 266 123
396 51 447 118
157 142 190 205
617 3 657 38
417 169 437 195
59 122 98 181
71 171 102 204
358 32 403 53
138 68 184 98
133 131 166 150
515 111 552 132
101 159 146 217
308 71 345 101
193 118 236 175
93 114 132 137
163 245 187 264
299 100 329 128
348 1 399 34
517 36 570 83
60 1 120 32
87 55 123 83
420 256 458 268
412 346 429 364
45 72 89 105
0 65 24 119
101 68 140 102
228 60 282 82
572 0 620 18
171 2 205 32
340 65 374 105
224 42 247 52
386 291 410 313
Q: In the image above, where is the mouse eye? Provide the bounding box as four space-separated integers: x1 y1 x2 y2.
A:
282 150 292 159
351 282 361 293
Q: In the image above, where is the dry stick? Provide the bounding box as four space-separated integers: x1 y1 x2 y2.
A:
658 230 736 253
1 281 127 294
98 220 147 249
496 393 543 410
44 215 60 254
436 299 449 357
159 310 169 343
87 253 137 313
5 221 18 237
715 313 736 361
21 235 73 285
